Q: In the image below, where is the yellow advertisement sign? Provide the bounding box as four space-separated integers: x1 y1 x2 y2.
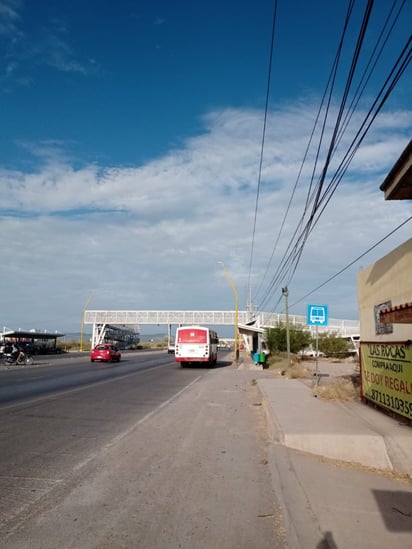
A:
361 342 412 420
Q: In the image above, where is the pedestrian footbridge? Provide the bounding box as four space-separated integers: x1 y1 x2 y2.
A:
84 310 360 347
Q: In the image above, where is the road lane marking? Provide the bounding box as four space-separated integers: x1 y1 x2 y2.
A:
72 375 201 471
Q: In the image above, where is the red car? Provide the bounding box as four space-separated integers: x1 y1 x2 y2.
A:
90 344 121 363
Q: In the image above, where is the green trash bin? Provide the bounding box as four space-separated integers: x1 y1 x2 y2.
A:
259 352 266 364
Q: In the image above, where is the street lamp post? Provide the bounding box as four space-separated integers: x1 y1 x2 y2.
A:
219 262 239 362
80 293 95 352
282 287 291 366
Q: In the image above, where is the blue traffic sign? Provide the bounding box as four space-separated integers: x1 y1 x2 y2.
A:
307 304 328 326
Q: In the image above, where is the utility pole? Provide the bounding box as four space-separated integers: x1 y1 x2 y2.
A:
282 287 290 366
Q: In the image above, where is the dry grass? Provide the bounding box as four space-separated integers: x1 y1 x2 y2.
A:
266 354 289 369
265 354 315 380
266 355 361 403
285 363 313 379
314 376 360 401
266 354 304 374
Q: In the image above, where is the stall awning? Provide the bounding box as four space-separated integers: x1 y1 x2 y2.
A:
0 330 65 339
238 323 264 335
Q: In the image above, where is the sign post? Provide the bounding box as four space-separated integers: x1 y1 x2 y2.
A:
307 304 329 386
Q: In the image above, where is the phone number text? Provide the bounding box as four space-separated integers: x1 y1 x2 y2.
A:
368 389 412 418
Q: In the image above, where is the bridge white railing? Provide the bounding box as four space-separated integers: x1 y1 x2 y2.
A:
84 310 359 337
85 310 250 326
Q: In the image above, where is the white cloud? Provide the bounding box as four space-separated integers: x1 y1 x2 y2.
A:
1 6 94 86
1 102 411 332
0 0 21 35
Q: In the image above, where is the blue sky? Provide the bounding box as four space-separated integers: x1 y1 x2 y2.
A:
0 0 411 336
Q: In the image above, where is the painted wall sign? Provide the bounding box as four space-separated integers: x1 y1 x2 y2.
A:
360 342 412 420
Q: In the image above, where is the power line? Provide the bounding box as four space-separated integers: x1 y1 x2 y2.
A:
282 0 375 286
254 0 359 309
247 0 279 309
290 216 412 308
255 1 411 312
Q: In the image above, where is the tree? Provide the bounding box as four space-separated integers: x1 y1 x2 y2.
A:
318 333 350 357
265 324 312 354
266 325 286 353
290 327 312 353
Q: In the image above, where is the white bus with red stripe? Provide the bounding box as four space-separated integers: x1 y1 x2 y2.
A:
175 326 218 366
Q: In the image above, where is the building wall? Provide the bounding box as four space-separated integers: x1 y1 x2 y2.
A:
357 237 412 341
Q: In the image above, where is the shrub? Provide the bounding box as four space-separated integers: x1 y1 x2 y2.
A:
265 324 312 354
318 333 352 358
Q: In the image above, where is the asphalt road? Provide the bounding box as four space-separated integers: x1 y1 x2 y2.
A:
0 350 189 404
0 350 213 484
0 351 287 548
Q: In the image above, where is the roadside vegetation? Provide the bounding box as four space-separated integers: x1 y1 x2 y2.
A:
265 323 312 355
265 325 357 359
60 340 91 352
263 325 360 401
314 376 360 401
134 341 166 350
317 332 353 357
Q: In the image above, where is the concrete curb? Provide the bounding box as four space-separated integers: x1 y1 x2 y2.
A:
257 378 394 471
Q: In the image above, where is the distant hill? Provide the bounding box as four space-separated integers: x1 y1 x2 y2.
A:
139 333 167 342
62 332 91 342
62 332 167 343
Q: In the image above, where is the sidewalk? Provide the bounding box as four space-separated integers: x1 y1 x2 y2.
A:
238 353 412 478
